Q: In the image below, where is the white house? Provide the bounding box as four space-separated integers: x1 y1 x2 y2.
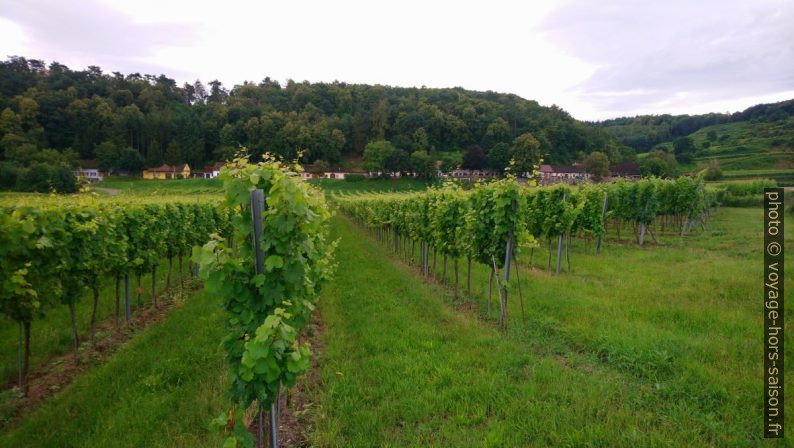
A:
73 160 106 182
324 171 348 180
448 169 492 179
197 162 225 179
298 165 321 180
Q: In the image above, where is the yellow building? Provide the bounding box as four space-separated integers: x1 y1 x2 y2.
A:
143 164 191 180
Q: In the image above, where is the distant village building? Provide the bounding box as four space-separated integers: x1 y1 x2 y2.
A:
143 163 191 180
324 171 349 180
323 166 366 180
447 169 493 179
299 165 324 180
285 165 371 180
196 162 225 179
73 160 107 182
539 161 641 185
608 162 641 180
539 164 592 184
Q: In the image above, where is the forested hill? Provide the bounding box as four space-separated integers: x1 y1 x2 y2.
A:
0 56 628 173
593 99 794 152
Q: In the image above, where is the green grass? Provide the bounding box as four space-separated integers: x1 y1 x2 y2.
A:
95 177 224 195
93 177 429 196
308 209 792 446
0 260 192 388
311 218 657 446
721 169 794 184
0 289 227 447
308 177 432 193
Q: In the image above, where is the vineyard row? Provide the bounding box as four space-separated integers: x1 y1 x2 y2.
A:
335 177 716 329
1 200 231 394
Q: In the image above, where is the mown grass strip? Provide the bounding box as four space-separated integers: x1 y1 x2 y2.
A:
0 289 227 447
307 215 783 446
0 259 195 386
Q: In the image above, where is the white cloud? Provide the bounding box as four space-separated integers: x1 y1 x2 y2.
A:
0 17 31 55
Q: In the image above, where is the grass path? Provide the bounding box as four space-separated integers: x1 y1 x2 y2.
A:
0 259 194 387
307 214 783 447
0 289 228 447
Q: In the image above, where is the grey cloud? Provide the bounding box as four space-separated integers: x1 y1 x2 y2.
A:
540 0 794 116
1 0 199 78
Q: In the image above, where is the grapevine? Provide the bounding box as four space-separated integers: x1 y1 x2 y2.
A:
194 155 336 447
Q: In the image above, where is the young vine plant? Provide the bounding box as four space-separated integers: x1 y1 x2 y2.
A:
194 155 336 448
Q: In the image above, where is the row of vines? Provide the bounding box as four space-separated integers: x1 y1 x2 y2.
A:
1 156 336 447
0 198 231 395
335 176 715 330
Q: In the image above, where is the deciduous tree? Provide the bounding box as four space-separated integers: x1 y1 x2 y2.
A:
583 151 610 181
363 140 395 173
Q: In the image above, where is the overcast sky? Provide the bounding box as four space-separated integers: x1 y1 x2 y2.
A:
1 0 792 120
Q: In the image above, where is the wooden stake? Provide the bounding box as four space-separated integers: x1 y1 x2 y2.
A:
467 257 472 301
596 193 608 254
454 258 459 301
487 267 494 317
512 254 526 325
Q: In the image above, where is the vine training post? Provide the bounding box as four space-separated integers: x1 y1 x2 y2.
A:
250 188 278 448
197 155 336 448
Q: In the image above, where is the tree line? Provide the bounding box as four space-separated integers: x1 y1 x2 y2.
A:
0 56 633 191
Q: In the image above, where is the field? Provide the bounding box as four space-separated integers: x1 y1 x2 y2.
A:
94 177 224 195
89 176 431 196
1 177 791 446
307 177 432 193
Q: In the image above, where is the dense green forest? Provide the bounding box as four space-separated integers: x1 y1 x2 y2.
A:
594 99 794 152
5 55 787 192
0 56 632 191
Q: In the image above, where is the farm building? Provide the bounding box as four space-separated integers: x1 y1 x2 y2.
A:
196 162 225 179
323 167 366 180
73 160 107 182
539 164 592 184
447 169 493 179
608 162 641 180
143 163 191 180
299 165 323 180
323 171 349 180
